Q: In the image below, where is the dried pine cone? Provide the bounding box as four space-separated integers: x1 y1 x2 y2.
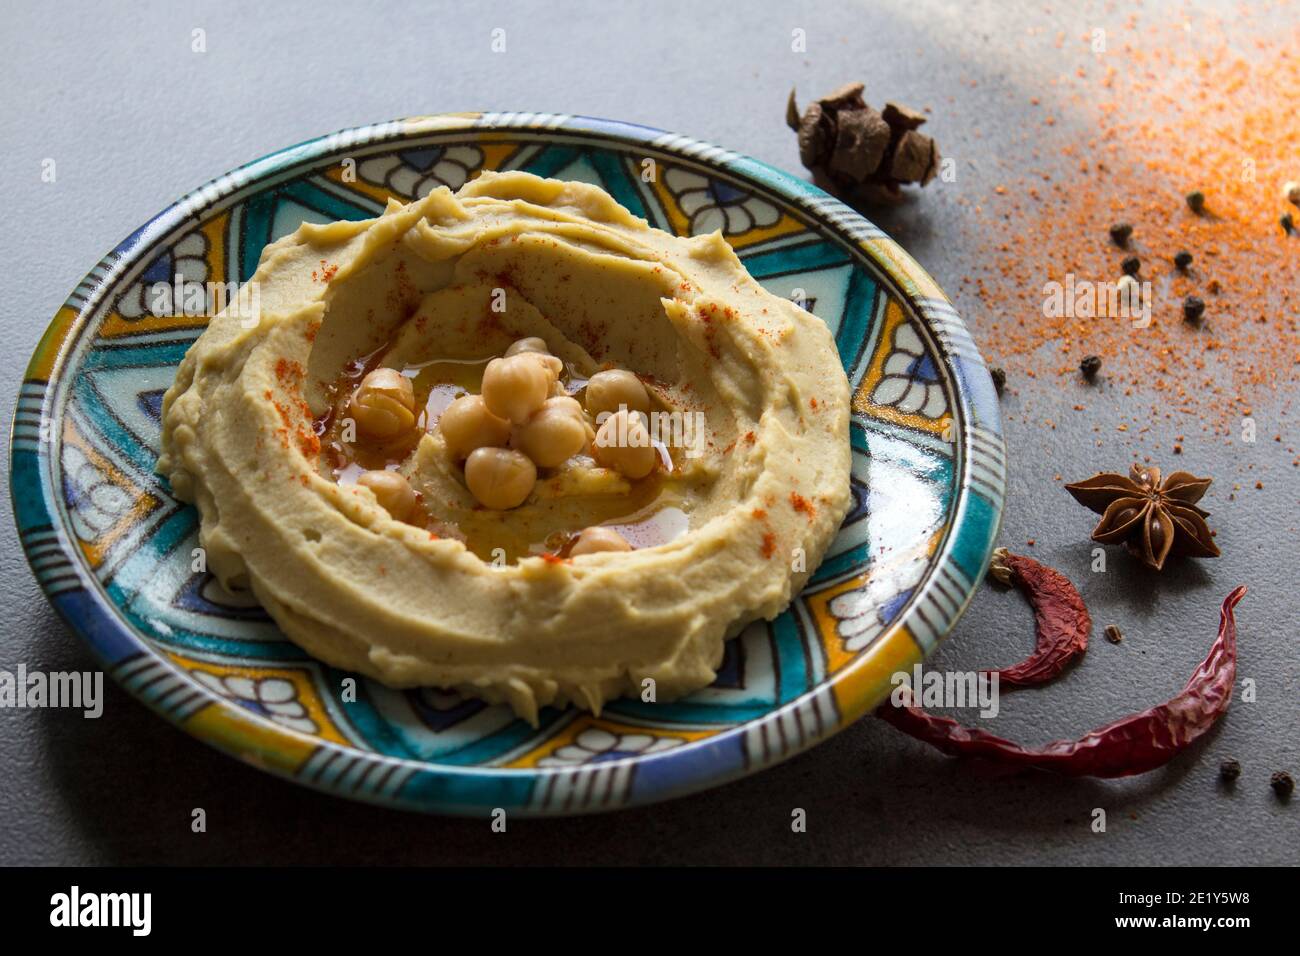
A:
786 84 940 197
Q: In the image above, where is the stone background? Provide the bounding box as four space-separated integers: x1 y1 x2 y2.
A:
1 0 1294 864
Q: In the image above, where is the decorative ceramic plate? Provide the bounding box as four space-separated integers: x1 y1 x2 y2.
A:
10 114 1004 815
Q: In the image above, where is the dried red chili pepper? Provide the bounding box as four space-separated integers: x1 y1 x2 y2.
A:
983 548 1090 688
877 585 1246 778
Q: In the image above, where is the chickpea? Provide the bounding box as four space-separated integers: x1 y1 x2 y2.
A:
357 470 417 522
481 354 553 424
438 394 511 458
570 526 632 556
515 396 590 468
584 369 650 419
505 336 548 357
465 446 536 510
591 408 656 479
349 368 416 441
505 337 564 379
543 394 585 418
360 367 414 404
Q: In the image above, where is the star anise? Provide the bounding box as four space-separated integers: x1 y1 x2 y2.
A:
1064 464 1220 571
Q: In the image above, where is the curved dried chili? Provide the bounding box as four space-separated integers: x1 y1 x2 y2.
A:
877 584 1246 778
983 548 1090 688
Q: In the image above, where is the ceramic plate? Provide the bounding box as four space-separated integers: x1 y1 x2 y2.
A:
11 114 1004 815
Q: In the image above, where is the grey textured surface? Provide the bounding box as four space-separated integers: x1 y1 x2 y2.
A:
0 0 1294 865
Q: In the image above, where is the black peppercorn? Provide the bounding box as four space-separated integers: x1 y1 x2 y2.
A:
1080 355 1102 379
989 366 1006 396
1186 190 1206 214
1109 223 1132 246
1183 295 1205 324
1173 250 1193 270
1121 255 1140 276
1271 770 1294 799
1219 758 1241 782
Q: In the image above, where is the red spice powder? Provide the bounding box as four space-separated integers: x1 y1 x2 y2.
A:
275 358 305 387
697 303 723 359
760 532 777 559
311 259 338 283
958 15 1297 447
789 491 816 518
297 429 320 458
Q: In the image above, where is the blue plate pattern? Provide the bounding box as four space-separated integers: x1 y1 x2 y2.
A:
10 114 1004 815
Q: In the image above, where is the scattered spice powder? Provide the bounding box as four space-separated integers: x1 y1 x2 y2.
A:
274 358 304 387
960 16 1298 444
297 429 320 458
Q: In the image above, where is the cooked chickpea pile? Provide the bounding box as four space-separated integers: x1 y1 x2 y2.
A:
341 336 659 557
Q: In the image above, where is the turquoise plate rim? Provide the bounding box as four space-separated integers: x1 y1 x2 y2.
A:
9 113 1005 816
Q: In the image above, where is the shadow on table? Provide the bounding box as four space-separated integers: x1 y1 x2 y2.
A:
34 634 1220 867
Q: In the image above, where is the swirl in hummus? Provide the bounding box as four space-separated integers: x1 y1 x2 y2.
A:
159 171 852 724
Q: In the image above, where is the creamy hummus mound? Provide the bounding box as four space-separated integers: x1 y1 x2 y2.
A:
159 171 852 724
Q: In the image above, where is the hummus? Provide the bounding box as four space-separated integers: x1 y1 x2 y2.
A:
159 171 852 724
